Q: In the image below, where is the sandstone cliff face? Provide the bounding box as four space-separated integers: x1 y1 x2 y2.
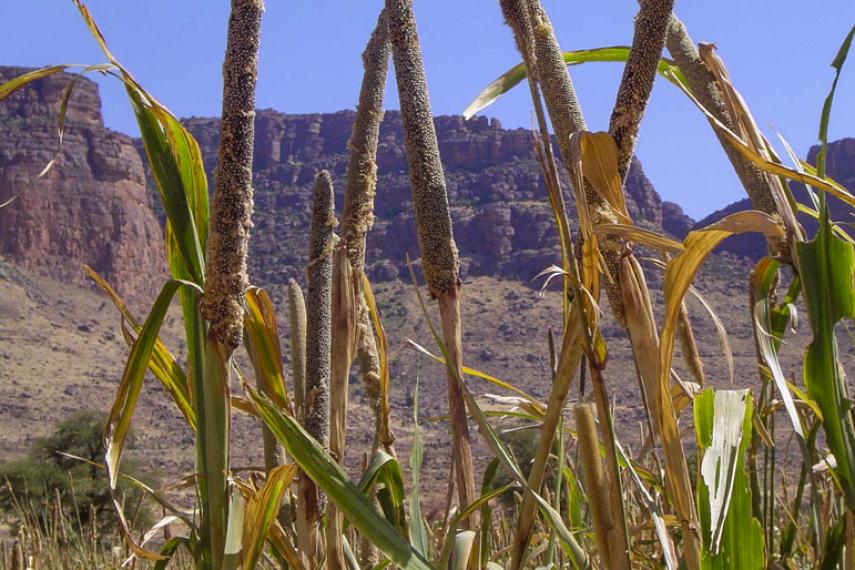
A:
0 67 164 299
693 137 855 259
182 110 675 290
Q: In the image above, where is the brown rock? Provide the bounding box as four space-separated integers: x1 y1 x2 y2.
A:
0 67 164 300
179 109 671 295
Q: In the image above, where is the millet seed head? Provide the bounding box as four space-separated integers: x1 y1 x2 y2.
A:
386 0 460 297
200 0 264 350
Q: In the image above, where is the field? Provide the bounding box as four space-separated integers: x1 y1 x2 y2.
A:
1 0 854 569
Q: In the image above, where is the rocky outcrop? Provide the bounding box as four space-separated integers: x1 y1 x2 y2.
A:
661 201 694 239
693 138 855 259
182 110 676 289
0 67 164 299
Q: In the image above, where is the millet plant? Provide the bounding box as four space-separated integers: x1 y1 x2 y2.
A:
1 0 854 568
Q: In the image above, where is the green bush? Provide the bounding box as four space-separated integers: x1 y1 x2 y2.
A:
0 410 155 532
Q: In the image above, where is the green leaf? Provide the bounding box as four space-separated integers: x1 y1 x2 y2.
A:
694 389 764 569
479 459 500 568
153 536 192 570
795 229 855 505
819 516 847 570
408 373 430 557
244 287 292 413
816 24 855 178
84 266 196 430
463 46 687 119
750 258 805 442
245 386 434 570
70 0 209 284
358 450 409 541
105 279 197 489
0 65 74 101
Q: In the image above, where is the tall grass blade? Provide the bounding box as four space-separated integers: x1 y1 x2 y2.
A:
815 25 855 177
406 262 589 569
240 465 298 570
245 385 434 570
104 279 198 490
794 23 855 507
84 266 195 429
408 374 430 557
463 47 686 119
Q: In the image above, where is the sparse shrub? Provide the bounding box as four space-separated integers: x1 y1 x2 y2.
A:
0 410 155 533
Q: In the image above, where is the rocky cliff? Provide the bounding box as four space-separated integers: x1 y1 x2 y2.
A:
181 109 676 290
5 65 852 301
0 67 164 298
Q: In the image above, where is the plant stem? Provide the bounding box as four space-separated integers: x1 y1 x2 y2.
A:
385 0 477 529
198 1 263 567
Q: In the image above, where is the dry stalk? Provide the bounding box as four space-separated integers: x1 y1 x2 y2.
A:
502 1 702 567
327 246 358 570
386 0 477 528
589 365 632 569
499 3 591 566
341 8 396 455
609 6 703 563
201 0 264 351
619 254 701 568
574 403 614 569
301 170 336 560
502 3 620 566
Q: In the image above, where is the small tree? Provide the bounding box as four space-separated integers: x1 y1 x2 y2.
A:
0 410 154 532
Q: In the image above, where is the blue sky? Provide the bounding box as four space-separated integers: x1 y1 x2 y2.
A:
1 1 853 219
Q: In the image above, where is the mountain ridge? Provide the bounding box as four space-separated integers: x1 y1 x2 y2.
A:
3 67 852 302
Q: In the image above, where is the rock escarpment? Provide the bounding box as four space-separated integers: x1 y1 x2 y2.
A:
0 67 164 299
182 110 678 289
